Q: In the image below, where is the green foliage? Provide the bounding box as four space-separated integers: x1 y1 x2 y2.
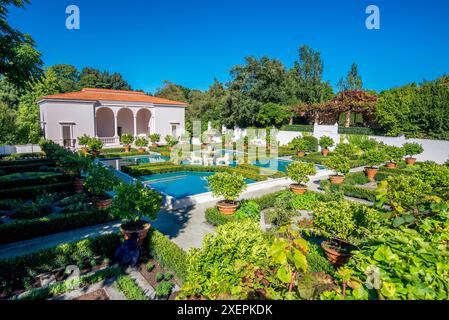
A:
164 135 178 147
280 124 314 132
155 272 164 282
289 137 309 152
334 143 359 158
382 145 405 163
120 133 134 145
134 137 148 148
318 136 334 149
362 149 387 167
111 182 162 221
320 180 377 202
0 102 17 144
291 192 322 211
234 201 260 221
149 133 161 144
83 164 118 198
148 229 189 283
116 275 148 300
155 281 175 297
323 155 350 175
302 136 319 152
77 134 91 147
358 139 379 152
179 220 273 299
207 172 246 202
205 207 236 226
87 137 103 153
312 201 380 242
256 103 291 127
376 175 432 214
403 142 424 157
286 161 317 184
57 151 90 176
306 242 335 276
415 161 449 197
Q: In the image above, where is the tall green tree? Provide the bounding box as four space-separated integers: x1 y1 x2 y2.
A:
0 77 20 109
338 63 363 91
78 67 131 90
16 69 61 143
0 101 17 144
48 64 80 93
0 0 43 88
155 80 189 102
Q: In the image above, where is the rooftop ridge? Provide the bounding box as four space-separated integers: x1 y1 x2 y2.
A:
81 88 146 95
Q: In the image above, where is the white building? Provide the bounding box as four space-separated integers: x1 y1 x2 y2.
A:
38 88 186 148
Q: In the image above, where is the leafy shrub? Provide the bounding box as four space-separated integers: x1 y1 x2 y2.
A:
0 181 73 200
164 272 173 281
289 137 309 152
266 192 298 226
323 155 350 175
116 275 147 300
207 172 246 202
146 262 155 272
319 136 334 150
414 161 449 198
303 136 319 152
165 135 178 147
120 133 134 146
111 182 162 222
291 192 321 211
403 142 423 157
234 201 260 221
334 143 359 158
77 134 91 147
280 124 314 132
134 137 148 148
84 164 118 198
306 242 335 276
358 139 379 152
286 161 317 185
155 272 164 282
87 137 103 153
362 149 387 167
149 133 161 144
205 207 236 226
320 180 377 202
155 281 175 297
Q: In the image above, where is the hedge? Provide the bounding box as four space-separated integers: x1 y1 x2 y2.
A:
0 172 70 190
293 153 366 168
338 127 386 136
0 181 73 200
0 160 56 174
280 124 314 132
116 274 148 300
123 163 277 181
0 233 122 291
0 209 116 244
320 180 377 202
148 229 189 283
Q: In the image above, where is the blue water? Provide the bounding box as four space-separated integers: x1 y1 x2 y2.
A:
141 171 255 199
100 154 169 170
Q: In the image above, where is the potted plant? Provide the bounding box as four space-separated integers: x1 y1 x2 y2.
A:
87 137 103 156
77 134 91 154
403 142 423 165
362 149 387 181
319 136 334 157
58 152 90 193
290 137 308 158
313 201 358 266
324 155 350 185
383 145 405 169
112 182 162 246
149 133 161 148
165 135 178 151
286 161 317 195
207 172 247 215
134 137 148 153
120 134 134 153
84 164 118 209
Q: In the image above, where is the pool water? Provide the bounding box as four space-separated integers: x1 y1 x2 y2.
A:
100 154 169 170
140 171 255 199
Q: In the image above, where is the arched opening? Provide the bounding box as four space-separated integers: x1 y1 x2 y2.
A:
117 108 134 136
96 107 114 137
136 109 151 136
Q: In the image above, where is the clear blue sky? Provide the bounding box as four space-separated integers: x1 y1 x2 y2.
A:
8 0 449 93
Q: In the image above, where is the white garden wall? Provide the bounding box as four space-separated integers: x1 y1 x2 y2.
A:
0 144 41 155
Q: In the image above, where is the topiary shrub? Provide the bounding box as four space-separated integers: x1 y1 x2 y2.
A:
207 172 246 204
302 136 319 152
286 161 317 186
323 155 350 176
403 142 423 158
319 136 334 150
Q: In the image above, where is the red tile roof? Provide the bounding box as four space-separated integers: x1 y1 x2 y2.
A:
39 88 188 106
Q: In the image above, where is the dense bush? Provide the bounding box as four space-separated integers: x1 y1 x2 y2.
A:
320 180 377 202
0 172 69 190
280 124 314 132
403 142 424 158
302 136 319 152
338 127 386 136
207 172 246 202
116 275 148 300
0 209 114 244
286 161 317 185
148 229 189 283
0 181 73 200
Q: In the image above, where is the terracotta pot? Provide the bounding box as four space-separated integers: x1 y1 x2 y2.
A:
296 150 306 158
73 177 84 193
124 145 131 153
385 162 397 169
406 157 417 165
167 146 174 151
137 148 145 154
120 221 151 247
364 167 378 181
217 200 239 215
321 148 329 157
94 197 112 209
152 143 158 148
91 151 100 157
80 147 88 155
289 184 307 195
321 240 352 266
329 175 345 185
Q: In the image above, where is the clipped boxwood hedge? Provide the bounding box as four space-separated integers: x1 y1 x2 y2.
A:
0 209 115 244
0 172 71 190
0 233 121 289
338 127 386 136
320 180 377 202
280 124 314 132
0 181 73 200
0 160 56 174
148 229 188 283
116 274 148 300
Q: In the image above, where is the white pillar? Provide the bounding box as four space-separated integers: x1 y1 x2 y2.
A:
114 113 118 137
133 115 137 137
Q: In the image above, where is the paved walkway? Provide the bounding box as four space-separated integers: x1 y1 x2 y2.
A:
0 166 372 260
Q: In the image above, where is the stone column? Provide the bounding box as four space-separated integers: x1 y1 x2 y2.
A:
133 115 137 137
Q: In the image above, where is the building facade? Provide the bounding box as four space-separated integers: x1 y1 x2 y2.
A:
38 88 186 148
